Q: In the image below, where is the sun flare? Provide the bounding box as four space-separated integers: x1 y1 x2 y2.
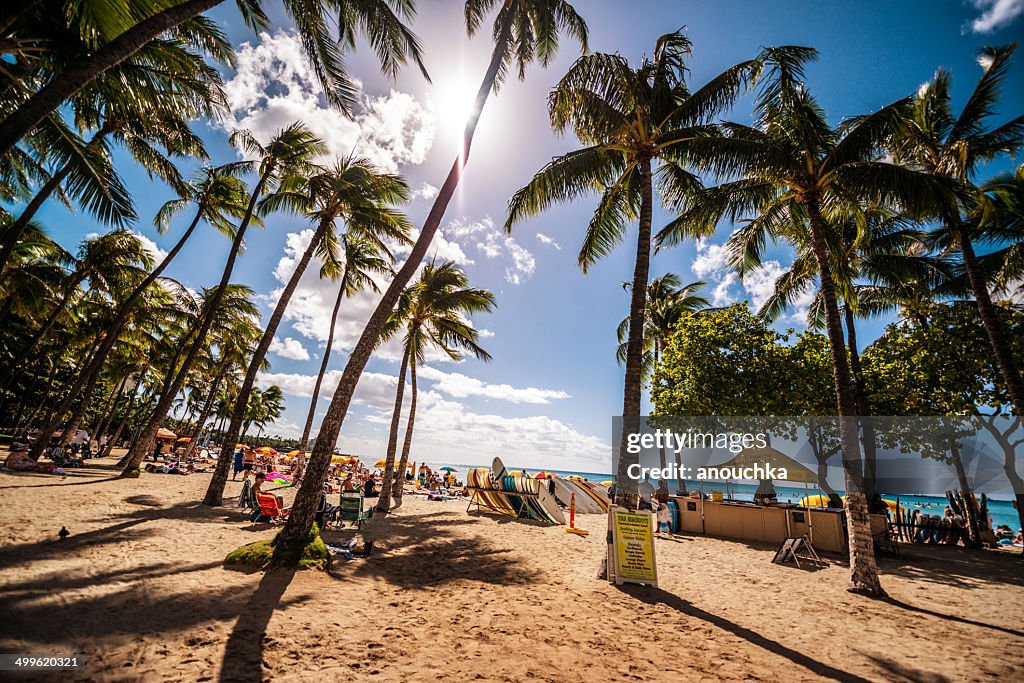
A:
429 73 479 137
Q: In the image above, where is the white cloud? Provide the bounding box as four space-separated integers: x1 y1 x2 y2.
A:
476 229 535 285
412 182 439 200
220 31 434 173
269 336 310 361
132 232 169 262
446 216 493 240
692 239 737 306
536 233 562 250
968 0 1024 33
257 369 402 411
477 328 495 338
416 366 570 404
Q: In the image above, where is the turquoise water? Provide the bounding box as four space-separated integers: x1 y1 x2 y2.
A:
406 460 1021 532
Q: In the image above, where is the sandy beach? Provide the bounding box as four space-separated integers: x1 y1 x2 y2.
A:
1 454 1022 682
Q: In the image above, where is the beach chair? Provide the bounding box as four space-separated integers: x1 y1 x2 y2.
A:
45 446 79 468
251 493 286 523
337 491 373 529
872 518 902 559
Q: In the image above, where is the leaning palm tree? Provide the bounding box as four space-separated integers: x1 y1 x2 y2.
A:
376 260 494 513
506 31 760 508
0 0 428 157
121 124 325 476
203 155 410 505
296 235 393 456
655 48 948 597
273 0 588 559
892 46 1024 416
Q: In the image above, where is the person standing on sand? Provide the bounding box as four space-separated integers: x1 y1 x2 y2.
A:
231 448 244 481
242 449 257 481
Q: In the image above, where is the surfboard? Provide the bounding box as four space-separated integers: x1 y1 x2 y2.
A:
577 480 611 512
667 500 680 532
551 479 604 514
468 467 516 517
535 483 565 524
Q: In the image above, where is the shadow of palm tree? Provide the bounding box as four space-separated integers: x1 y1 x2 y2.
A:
859 652 953 683
880 596 1024 638
325 510 544 589
218 569 297 683
618 584 873 683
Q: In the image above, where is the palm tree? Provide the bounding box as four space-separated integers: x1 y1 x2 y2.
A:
892 46 1024 416
273 0 588 558
297 235 393 456
655 49 949 596
0 229 152 386
0 0 428 158
618 274 707 494
203 156 409 506
0 19 230 273
20 165 250 462
376 260 494 512
506 31 760 507
121 124 325 476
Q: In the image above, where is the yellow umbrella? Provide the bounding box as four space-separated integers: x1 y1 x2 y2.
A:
255 446 278 456
600 481 613 487
284 450 307 459
373 458 387 468
797 494 897 513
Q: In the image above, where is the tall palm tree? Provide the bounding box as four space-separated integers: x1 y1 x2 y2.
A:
21 165 250 462
274 0 588 558
656 49 948 596
203 156 409 506
376 260 494 512
506 31 760 507
121 124 325 475
297 235 393 455
0 0 428 157
892 46 1024 416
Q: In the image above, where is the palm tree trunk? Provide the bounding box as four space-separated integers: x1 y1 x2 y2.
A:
375 343 411 513
614 159 654 509
102 381 144 458
299 279 346 452
806 198 884 597
272 22 514 559
23 199 209 462
392 355 419 508
959 232 1024 416
948 438 981 548
92 375 127 441
0 0 223 158
843 305 878 501
182 363 227 462
203 217 330 506
120 174 268 477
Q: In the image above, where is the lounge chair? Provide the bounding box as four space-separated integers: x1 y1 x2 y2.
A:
316 492 338 529
337 491 373 529
251 493 287 523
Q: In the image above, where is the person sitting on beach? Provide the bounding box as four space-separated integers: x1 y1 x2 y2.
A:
252 473 289 514
363 475 377 498
341 473 356 492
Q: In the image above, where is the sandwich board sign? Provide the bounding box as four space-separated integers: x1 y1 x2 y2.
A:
609 506 658 587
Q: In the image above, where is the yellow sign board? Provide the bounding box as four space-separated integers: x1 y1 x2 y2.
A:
609 507 658 587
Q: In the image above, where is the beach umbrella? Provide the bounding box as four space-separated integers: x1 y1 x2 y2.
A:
284 450 307 459
156 428 177 440
533 471 556 479
235 443 249 450
176 437 191 443
440 466 457 472
255 446 278 456
373 459 387 468
600 481 613 487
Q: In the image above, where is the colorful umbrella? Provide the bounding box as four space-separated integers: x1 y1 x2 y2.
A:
255 446 278 456
533 471 557 479
285 450 306 459
440 466 457 472
175 437 191 443
373 458 387 468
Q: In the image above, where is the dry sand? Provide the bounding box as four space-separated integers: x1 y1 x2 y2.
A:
1 454 1022 682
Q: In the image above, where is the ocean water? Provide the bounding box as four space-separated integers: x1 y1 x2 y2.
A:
402 460 1021 532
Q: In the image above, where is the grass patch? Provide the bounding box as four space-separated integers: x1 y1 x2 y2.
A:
225 523 329 571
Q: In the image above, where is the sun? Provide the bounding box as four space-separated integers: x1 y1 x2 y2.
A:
429 73 480 138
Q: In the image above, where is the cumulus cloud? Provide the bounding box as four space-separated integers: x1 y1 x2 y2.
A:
536 233 562 250
967 0 1024 33
412 182 439 200
269 336 310 361
220 31 434 173
416 366 570 404
476 230 535 285
477 328 495 338
132 232 169 262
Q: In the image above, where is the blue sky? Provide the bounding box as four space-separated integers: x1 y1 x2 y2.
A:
32 0 1024 472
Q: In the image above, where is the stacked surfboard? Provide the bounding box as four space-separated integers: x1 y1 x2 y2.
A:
550 477 609 513
464 458 564 525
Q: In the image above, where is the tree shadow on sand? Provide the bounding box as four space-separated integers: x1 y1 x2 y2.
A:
618 584 873 683
218 569 297 683
880 596 1024 638
858 652 953 683
325 510 545 589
